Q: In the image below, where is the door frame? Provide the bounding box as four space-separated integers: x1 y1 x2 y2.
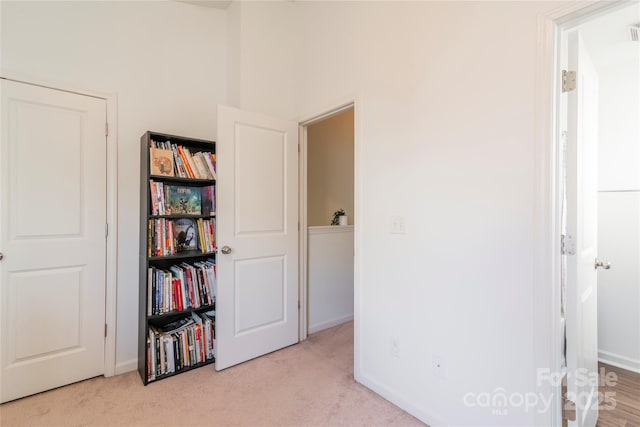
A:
297 97 362 375
533 1 629 425
0 73 119 377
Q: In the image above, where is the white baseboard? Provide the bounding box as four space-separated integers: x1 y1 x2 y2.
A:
115 358 138 376
356 369 447 427
308 314 353 334
599 349 640 374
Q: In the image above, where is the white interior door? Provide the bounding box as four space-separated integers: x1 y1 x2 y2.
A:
216 105 299 370
565 31 600 427
0 79 107 403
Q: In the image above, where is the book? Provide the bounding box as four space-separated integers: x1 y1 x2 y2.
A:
165 185 202 215
194 152 214 180
203 152 216 180
150 147 175 177
170 143 189 178
149 181 166 215
202 185 215 216
158 316 194 334
177 146 196 178
173 218 198 252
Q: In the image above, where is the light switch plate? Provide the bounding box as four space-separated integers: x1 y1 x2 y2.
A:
390 216 407 234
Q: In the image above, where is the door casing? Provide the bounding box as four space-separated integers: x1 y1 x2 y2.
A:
297 96 362 382
533 1 630 425
0 73 119 377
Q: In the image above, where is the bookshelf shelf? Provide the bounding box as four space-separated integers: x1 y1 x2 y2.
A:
143 359 215 384
147 304 216 322
148 250 217 262
149 214 216 220
149 175 215 185
139 131 217 385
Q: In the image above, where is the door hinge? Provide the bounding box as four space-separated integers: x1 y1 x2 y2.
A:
104 324 108 337
105 223 109 238
562 70 576 93
105 122 109 136
561 234 575 256
298 143 300 153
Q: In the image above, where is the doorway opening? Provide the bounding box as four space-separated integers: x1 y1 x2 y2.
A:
544 2 640 425
298 103 356 342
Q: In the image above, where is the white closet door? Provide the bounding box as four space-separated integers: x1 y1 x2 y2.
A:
0 79 107 403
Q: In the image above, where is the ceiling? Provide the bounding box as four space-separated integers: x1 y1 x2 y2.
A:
580 2 640 70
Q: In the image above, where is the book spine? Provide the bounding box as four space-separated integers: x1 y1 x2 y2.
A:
155 220 161 256
170 143 185 178
149 180 158 215
177 146 196 178
147 267 153 316
148 220 153 258
165 272 171 314
157 182 165 215
183 147 201 179
196 219 204 254
203 152 217 180
194 153 212 180
168 220 175 256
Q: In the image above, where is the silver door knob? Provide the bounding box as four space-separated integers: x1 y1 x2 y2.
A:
595 259 611 270
221 246 232 255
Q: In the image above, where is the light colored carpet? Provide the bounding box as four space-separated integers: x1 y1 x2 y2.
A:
0 322 424 426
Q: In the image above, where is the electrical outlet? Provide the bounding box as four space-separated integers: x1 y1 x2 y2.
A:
433 355 446 378
390 338 400 357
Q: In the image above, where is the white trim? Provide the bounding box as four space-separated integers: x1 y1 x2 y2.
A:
308 225 354 235
298 101 355 127
533 6 563 426
104 95 118 378
114 358 138 376
297 96 361 386
308 315 354 335
598 350 640 374
357 370 447 427
299 124 308 342
298 100 356 343
0 73 119 378
352 93 363 384
534 2 629 425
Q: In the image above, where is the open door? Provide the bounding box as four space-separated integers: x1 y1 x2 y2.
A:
215 106 299 370
565 31 600 427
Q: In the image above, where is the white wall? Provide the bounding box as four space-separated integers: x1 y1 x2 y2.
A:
307 109 354 226
228 0 296 119
0 1 227 373
308 226 354 334
233 1 565 424
597 55 640 192
594 51 640 372
598 192 640 372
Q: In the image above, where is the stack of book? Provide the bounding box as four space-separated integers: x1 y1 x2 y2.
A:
150 139 216 180
148 218 216 256
147 260 216 316
147 310 215 381
149 181 215 217
197 218 216 253
148 218 175 257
